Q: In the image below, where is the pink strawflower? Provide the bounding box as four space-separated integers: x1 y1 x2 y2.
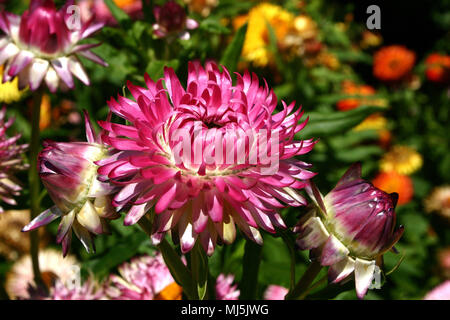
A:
106 253 181 300
0 106 28 213
98 61 316 255
153 1 198 40
23 113 118 256
264 285 288 300
79 0 143 26
50 278 106 300
424 281 450 300
0 0 107 92
215 274 240 300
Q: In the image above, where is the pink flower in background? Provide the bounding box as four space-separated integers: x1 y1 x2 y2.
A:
107 253 241 300
294 163 404 299
264 285 288 300
51 278 105 300
23 113 118 256
153 1 198 40
0 0 107 92
79 0 143 26
106 253 182 300
98 61 316 255
215 274 240 300
0 106 28 213
424 281 450 300
5 249 79 299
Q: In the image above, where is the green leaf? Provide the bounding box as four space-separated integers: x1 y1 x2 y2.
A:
266 21 285 72
335 145 383 162
297 106 381 139
104 0 131 27
191 242 209 300
159 239 198 300
220 23 247 73
7 108 31 141
146 59 180 80
82 232 148 278
199 18 231 34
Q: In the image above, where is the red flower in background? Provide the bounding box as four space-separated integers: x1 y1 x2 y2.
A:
336 81 377 111
425 53 450 83
373 45 416 82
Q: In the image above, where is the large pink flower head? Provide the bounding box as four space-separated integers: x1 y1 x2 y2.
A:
23 113 118 256
294 163 404 299
0 106 28 213
0 0 107 92
98 61 316 255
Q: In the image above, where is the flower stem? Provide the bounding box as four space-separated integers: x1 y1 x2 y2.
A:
279 229 296 291
297 274 328 300
137 218 198 300
285 260 323 300
239 239 263 299
29 89 43 288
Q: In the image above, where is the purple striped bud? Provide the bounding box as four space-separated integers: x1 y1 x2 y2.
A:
23 113 118 256
294 163 404 299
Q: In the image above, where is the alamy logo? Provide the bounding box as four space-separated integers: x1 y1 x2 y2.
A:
366 5 381 30
369 265 382 290
66 5 81 31
65 265 81 290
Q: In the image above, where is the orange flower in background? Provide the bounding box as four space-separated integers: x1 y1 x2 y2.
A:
336 81 386 111
39 94 51 130
372 171 414 205
373 45 416 81
378 129 392 149
425 53 450 83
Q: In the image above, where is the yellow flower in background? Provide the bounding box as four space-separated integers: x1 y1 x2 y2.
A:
380 145 423 175
0 65 26 104
0 210 48 261
425 186 450 220
233 3 294 67
292 15 318 40
353 113 388 132
360 30 383 49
